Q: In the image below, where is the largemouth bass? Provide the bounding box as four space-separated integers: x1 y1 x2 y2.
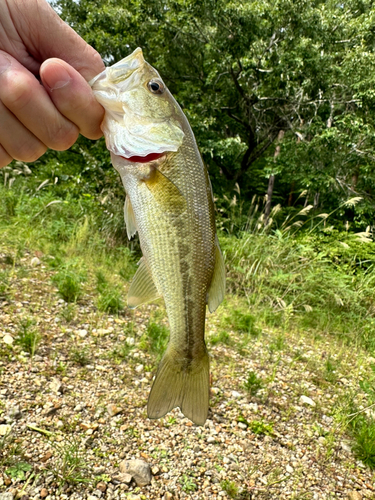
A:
90 48 225 426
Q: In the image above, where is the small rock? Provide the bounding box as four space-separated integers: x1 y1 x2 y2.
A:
93 466 105 475
0 424 11 436
7 405 22 421
126 337 135 346
231 391 241 399
107 404 123 417
49 378 63 394
30 257 41 267
119 459 152 486
347 492 362 500
151 465 160 475
238 422 247 430
193 445 200 452
92 490 102 498
112 473 132 484
286 464 294 474
163 494 174 500
77 329 87 338
299 395 316 407
40 489 48 499
0 493 14 500
40 451 53 463
135 364 144 373
96 482 107 492
3 334 13 345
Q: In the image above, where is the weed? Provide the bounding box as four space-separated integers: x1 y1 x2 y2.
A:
0 270 10 298
60 304 77 323
49 438 89 486
5 462 32 480
350 416 375 468
244 371 263 396
56 361 67 376
229 309 259 337
139 321 169 359
70 347 90 366
210 330 231 346
269 334 286 352
248 420 274 436
221 479 239 498
52 265 85 302
179 472 197 493
15 318 41 357
97 286 124 314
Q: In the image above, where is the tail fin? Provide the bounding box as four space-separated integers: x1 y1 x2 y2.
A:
147 346 210 426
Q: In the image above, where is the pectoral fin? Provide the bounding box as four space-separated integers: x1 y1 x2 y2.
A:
128 258 161 308
207 237 226 313
124 196 137 240
144 167 186 214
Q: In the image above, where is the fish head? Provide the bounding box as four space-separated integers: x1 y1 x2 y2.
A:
90 48 185 159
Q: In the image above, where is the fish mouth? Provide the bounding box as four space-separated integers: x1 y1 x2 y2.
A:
120 152 166 163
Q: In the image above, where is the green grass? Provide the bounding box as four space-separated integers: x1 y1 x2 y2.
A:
139 321 169 360
244 371 263 396
15 318 41 357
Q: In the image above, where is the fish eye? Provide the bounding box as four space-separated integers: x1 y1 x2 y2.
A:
148 79 165 95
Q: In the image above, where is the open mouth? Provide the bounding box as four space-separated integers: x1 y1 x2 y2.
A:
120 152 166 163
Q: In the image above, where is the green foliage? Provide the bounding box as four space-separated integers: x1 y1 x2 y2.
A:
15 318 41 357
70 347 91 366
227 309 260 337
52 264 86 303
350 416 375 469
210 330 231 346
179 471 198 493
96 286 124 314
244 371 263 396
139 321 169 359
48 0 375 227
248 420 274 436
0 270 10 298
49 438 89 486
221 479 239 499
5 461 32 480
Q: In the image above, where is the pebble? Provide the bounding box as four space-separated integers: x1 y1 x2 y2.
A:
299 395 316 407
49 378 63 394
347 492 362 500
3 334 13 345
96 482 107 492
113 473 132 484
40 489 48 498
119 459 152 486
0 493 14 500
30 257 41 266
0 424 11 436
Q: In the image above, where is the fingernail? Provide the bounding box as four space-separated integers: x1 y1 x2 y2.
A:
0 53 11 75
43 62 72 91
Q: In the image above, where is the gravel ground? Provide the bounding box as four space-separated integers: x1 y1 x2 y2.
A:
0 254 374 500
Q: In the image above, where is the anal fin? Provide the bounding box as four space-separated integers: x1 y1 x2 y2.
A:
128 258 161 308
207 236 226 313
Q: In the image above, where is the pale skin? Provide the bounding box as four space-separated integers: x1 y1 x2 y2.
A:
0 0 105 168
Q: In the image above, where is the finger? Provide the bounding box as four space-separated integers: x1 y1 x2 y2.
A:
0 101 47 162
0 51 79 151
40 59 104 140
8 0 105 80
0 144 13 168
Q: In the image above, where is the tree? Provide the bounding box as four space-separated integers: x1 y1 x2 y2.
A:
51 0 375 225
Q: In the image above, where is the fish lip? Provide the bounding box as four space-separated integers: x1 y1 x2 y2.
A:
119 152 167 163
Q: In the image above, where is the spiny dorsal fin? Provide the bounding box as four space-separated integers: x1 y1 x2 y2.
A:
124 196 137 240
207 236 226 313
144 167 186 214
128 258 161 308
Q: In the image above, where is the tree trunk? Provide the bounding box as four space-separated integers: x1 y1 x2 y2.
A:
264 130 284 226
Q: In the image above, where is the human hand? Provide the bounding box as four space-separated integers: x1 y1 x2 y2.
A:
0 0 105 168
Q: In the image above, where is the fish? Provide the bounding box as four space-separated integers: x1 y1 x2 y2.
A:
90 47 225 426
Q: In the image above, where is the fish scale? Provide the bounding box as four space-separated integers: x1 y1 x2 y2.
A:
91 47 225 425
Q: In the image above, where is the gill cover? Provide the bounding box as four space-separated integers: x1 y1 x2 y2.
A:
90 48 185 158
